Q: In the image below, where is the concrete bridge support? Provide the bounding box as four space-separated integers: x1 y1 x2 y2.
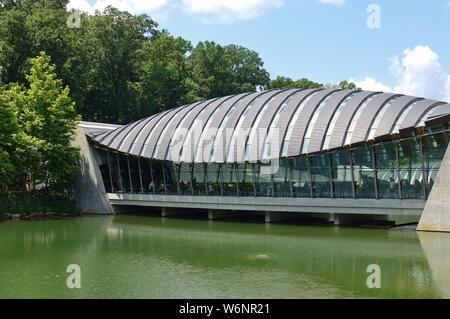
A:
418 145 450 232
334 214 375 226
208 210 234 220
265 212 300 223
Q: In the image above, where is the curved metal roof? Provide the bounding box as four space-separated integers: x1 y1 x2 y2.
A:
89 90 450 163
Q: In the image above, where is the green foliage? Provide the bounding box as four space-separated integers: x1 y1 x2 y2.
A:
0 2 358 125
187 41 270 99
0 52 80 193
0 191 79 215
131 31 199 114
266 76 323 90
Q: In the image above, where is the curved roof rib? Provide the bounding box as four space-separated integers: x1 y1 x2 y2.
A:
89 89 450 163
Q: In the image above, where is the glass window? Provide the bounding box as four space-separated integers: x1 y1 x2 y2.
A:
178 163 192 195
255 162 273 197
221 164 238 196
375 142 400 199
139 157 153 194
310 154 332 198
398 139 424 199
331 150 353 198
151 160 166 194
291 157 312 198
235 163 254 197
351 146 376 199
273 159 291 197
206 163 222 196
164 162 178 195
128 156 141 193
192 163 206 196
117 154 131 193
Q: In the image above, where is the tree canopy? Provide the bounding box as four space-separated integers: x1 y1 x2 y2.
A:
0 52 80 192
0 2 356 125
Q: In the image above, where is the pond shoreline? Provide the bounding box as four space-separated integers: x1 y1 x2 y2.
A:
0 212 78 222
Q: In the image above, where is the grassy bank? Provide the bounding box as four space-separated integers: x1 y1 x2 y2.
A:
0 192 80 218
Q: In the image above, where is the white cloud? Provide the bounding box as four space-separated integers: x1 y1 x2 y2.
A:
68 0 283 22
350 76 392 92
181 0 283 23
319 0 346 7
67 0 95 14
67 0 170 15
351 45 450 102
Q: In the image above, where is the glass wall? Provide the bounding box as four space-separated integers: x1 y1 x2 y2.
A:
398 138 424 199
351 146 376 199
291 157 312 198
331 150 353 198
206 163 222 196
94 129 449 201
310 154 332 198
273 159 291 198
375 141 400 199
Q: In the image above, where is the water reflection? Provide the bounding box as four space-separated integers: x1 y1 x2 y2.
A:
0 215 449 298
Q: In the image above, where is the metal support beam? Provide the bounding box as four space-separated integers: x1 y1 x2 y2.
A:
137 157 144 194
149 159 155 194
349 150 356 199
106 151 114 193
419 137 428 199
126 156 133 193
371 146 379 200
328 153 335 198
395 142 402 199
116 153 124 192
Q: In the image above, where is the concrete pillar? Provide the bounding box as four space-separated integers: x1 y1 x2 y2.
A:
334 214 372 226
264 212 298 223
418 145 450 232
72 127 114 215
161 207 179 217
208 210 233 220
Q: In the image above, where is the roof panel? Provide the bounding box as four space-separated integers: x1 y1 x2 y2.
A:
373 96 421 139
141 102 201 158
195 93 252 163
247 89 302 163
214 91 275 163
349 93 400 145
176 95 235 163
286 89 340 157
86 89 450 163
306 89 355 154
326 91 378 150
398 99 445 131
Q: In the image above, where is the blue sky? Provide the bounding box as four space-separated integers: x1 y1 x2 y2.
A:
68 0 450 101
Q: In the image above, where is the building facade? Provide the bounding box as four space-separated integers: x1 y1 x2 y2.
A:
78 88 450 231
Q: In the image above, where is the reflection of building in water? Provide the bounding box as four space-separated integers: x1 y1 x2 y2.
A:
75 89 450 232
418 231 450 298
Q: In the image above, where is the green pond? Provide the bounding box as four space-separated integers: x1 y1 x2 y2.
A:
1 215 449 299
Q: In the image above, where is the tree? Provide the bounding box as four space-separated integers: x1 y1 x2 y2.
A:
0 53 81 192
0 85 20 188
266 76 323 90
131 31 199 114
338 80 359 90
187 41 270 99
64 7 158 123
